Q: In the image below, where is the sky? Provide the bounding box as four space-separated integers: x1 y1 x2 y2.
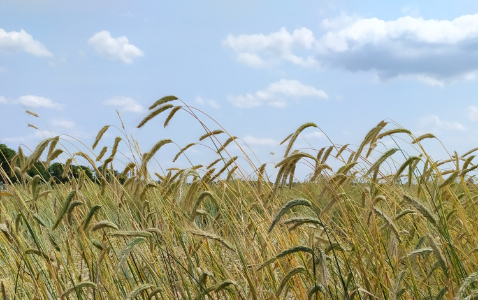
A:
2 0 478 179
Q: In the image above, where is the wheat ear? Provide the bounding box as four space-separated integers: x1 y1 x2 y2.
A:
462 147 478 158
353 120 387 161
110 231 153 238
210 156 238 182
335 144 350 159
394 156 420 182
321 146 334 164
95 146 108 161
188 229 234 251
365 148 398 177
164 105 182 127
92 125 110 149
108 136 122 159
138 104 174 128
120 162 136 177
61 282 97 299
276 266 307 298
268 199 313 233
199 129 224 141
25 110 39 117
117 237 147 273
217 136 238 153
173 143 195 162
148 95 178 110
280 133 294 145
402 195 437 227
308 284 326 300
456 271 478 300
373 207 401 243
284 122 318 157
126 284 154 300
439 171 459 188
377 128 411 140
428 235 447 273
22 138 52 173
462 155 475 170
82 205 102 230
52 190 76 230
412 133 436 144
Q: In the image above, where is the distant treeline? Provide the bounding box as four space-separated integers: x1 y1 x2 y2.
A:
0 143 121 185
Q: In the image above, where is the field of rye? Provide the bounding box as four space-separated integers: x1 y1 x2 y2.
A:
1 95 478 299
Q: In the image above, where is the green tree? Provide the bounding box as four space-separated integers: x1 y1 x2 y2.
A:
0 144 16 184
48 162 66 183
49 163 96 184
27 161 51 182
71 165 95 182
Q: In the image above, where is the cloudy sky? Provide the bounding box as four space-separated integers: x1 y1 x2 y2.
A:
2 0 478 177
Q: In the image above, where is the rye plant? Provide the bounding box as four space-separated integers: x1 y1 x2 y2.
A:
0 96 477 299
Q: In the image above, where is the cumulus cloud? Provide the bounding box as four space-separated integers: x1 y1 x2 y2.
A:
302 131 325 139
88 31 144 64
17 95 63 109
0 95 63 109
225 14 478 83
227 79 327 108
420 115 467 131
2 130 61 145
317 14 478 82
468 105 478 121
195 96 220 109
242 135 278 146
0 28 52 57
224 27 318 67
104 96 144 113
51 118 75 129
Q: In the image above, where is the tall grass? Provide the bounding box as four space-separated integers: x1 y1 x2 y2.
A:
1 97 478 299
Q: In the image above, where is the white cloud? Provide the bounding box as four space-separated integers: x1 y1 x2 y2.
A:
224 27 318 67
0 95 63 109
18 95 63 109
51 118 75 129
226 14 478 83
104 96 144 113
2 129 59 145
88 31 144 64
0 28 52 57
468 105 478 121
195 96 220 109
227 79 328 108
1 136 26 144
319 14 478 83
420 115 467 131
303 131 325 139
242 135 278 146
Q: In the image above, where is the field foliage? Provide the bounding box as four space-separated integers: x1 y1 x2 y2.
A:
1 96 478 299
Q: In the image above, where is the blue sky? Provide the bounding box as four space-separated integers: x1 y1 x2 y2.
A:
2 0 478 178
